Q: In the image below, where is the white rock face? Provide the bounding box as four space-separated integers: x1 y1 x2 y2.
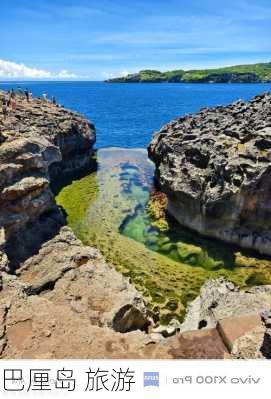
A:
180 277 271 332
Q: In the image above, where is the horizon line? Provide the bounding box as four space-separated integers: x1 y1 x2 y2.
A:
0 60 270 83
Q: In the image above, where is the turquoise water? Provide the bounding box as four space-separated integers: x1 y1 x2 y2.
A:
118 155 235 271
56 148 271 323
1 81 271 148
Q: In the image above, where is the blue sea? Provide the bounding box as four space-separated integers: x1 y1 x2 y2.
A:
1 81 271 148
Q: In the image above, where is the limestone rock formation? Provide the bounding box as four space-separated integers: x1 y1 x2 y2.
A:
148 92 271 255
0 93 95 265
0 226 154 359
180 277 271 331
179 277 271 358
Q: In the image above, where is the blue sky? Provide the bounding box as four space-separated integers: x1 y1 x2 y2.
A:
0 0 271 80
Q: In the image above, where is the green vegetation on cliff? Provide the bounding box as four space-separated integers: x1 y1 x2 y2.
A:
106 62 271 83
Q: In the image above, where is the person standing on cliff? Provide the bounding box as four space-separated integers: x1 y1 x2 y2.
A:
10 89 16 99
17 86 24 97
7 91 11 108
8 89 16 112
1 97 8 120
11 95 17 111
24 88 30 102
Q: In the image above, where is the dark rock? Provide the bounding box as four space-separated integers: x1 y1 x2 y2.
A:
148 92 271 255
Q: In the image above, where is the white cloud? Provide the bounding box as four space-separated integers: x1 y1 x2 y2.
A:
102 69 131 79
56 69 77 79
0 59 77 79
121 70 130 77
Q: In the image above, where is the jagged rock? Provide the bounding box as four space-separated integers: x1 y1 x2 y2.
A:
152 318 181 337
231 329 266 359
180 277 271 331
0 93 96 267
112 302 151 333
15 226 152 333
0 226 156 359
226 315 266 359
228 310 271 359
259 311 271 358
148 92 271 255
0 229 8 274
166 328 229 359
178 277 271 358
0 252 8 273
217 314 264 351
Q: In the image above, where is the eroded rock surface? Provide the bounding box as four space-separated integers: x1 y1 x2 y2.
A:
0 93 95 265
148 92 271 255
180 278 271 330
179 277 271 358
0 226 155 358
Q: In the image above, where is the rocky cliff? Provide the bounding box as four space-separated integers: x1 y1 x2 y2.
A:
149 92 271 255
1 92 271 359
0 93 96 266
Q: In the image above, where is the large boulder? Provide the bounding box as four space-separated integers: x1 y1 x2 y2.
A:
179 277 271 332
178 278 271 359
148 92 271 255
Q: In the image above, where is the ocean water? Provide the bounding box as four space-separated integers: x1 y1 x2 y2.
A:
1 81 271 148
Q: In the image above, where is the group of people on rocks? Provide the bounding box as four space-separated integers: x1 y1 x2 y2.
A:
42 92 56 105
1 86 57 120
1 87 31 120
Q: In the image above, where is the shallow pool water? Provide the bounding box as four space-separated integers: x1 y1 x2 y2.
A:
56 148 271 324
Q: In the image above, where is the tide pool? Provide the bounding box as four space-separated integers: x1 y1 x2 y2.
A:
56 148 271 325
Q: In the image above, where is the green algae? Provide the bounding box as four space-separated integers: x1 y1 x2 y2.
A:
56 148 271 325
56 172 99 234
245 272 271 286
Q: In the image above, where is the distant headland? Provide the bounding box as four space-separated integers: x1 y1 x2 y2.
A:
106 61 271 83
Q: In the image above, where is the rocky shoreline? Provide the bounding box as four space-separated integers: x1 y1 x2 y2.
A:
1 92 271 359
149 92 271 256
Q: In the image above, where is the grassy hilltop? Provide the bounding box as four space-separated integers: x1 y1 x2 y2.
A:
106 62 271 83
